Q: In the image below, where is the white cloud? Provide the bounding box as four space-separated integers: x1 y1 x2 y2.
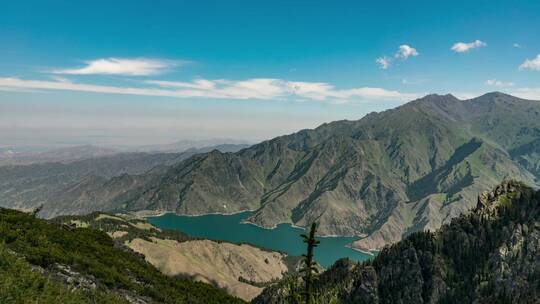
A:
147 79 216 90
519 54 540 71
148 78 286 100
376 45 418 70
0 76 418 103
509 87 540 100
395 45 419 60
451 40 487 53
376 56 391 69
286 81 418 102
512 43 522 48
50 76 72 83
52 58 184 76
485 79 515 87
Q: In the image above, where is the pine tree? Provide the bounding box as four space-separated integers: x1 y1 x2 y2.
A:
300 222 320 304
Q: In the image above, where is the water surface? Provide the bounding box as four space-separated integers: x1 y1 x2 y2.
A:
147 211 372 268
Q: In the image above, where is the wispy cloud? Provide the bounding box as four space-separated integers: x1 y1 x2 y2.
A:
286 81 418 102
485 79 515 87
149 78 421 102
376 56 391 69
512 43 523 48
451 40 486 53
148 78 288 100
0 77 418 103
395 45 419 60
147 79 217 90
52 58 185 76
519 54 540 71
510 87 540 100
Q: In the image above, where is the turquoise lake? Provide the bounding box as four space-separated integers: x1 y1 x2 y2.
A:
147 211 373 268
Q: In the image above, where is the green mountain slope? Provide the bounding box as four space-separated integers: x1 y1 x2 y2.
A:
119 92 540 249
0 243 126 304
253 180 540 304
2 92 540 251
0 207 245 303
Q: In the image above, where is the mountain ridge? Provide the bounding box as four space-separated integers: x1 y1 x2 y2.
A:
1 92 539 251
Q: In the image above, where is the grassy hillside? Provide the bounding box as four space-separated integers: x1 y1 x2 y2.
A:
0 208 245 303
0 243 126 304
54 212 299 301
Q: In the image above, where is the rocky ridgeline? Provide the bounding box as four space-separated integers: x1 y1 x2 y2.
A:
475 180 527 211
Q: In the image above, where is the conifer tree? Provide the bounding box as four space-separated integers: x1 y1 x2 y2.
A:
300 222 320 304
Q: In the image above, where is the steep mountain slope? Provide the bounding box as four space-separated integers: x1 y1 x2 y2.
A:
118 92 539 249
254 180 540 304
2 92 539 251
0 242 127 303
0 208 245 303
54 212 299 301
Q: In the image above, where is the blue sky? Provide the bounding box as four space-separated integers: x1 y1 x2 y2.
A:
1 1 540 147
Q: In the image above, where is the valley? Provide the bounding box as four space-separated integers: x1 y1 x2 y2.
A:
2 92 539 253
2 93 540 302
4 2 539 302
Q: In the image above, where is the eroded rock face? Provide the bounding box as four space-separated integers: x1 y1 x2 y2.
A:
476 180 521 211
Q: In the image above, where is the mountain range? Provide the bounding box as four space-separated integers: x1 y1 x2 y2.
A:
0 144 247 216
1 92 539 251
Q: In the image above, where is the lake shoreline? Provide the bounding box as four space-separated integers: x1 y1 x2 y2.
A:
141 209 366 239
146 211 375 268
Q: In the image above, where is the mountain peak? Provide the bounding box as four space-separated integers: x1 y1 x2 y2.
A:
471 91 522 103
409 93 460 107
475 180 531 212
478 91 511 98
427 93 458 99
417 93 459 101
